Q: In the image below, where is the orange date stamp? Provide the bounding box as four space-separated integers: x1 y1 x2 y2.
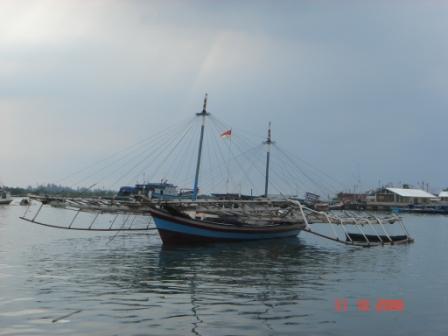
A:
336 298 404 312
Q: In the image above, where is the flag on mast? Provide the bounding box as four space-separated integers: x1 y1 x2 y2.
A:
220 129 232 139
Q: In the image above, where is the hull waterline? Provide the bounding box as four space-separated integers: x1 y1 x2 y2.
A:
148 207 303 245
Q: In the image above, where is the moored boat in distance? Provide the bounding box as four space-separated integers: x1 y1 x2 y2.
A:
0 188 13 205
117 181 193 200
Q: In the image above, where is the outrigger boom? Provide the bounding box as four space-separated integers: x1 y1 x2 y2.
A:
20 195 413 247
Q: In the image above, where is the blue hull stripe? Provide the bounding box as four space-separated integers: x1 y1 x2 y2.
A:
153 217 300 240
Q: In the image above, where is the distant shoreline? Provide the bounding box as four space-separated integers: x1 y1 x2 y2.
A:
5 184 116 198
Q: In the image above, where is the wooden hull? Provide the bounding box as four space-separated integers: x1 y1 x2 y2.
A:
148 207 303 245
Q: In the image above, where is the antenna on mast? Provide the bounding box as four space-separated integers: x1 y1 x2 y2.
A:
202 93 208 113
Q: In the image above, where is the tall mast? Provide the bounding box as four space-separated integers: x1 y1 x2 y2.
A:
192 93 210 200
264 122 273 198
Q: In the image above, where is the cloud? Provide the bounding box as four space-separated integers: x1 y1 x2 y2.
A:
0 0 447 192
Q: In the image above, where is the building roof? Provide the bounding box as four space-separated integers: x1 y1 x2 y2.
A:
439 191 448 198
386 188 435 198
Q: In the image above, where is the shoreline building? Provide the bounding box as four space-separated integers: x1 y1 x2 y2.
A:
439 191 448 201
374 187 435 205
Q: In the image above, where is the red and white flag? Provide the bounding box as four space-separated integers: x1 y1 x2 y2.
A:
220 129 232 139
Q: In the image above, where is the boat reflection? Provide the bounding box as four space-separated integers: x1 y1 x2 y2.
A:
155 237 327 335
23 233 408 335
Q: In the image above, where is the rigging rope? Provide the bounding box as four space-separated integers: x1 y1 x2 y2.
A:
58 117 194 187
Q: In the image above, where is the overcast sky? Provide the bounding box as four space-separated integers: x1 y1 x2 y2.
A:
1 0 447 194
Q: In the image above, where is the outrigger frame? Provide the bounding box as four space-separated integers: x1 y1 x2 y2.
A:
20 196 157 231
20 196 414 247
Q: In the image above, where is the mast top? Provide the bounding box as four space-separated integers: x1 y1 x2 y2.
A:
196 93 210 117
263 121 274 145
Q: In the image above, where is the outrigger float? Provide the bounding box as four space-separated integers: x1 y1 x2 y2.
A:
20 95 414 247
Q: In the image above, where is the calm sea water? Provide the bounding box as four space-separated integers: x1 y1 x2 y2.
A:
1 202 447 335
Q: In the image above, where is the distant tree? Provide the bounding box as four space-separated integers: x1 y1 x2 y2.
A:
5 184 116 197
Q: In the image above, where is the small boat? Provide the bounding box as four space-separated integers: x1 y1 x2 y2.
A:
0 189 13 205
117 181 193 200
20 198 31 206
313 202 329 211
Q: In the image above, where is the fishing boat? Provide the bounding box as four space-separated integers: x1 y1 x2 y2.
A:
19 94 414 247
0 188 12 205
143 95 412 246
146 199 306 244
144 94 306 244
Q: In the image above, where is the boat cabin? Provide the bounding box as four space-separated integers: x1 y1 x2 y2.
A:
0 189 12 205
118 182 178 199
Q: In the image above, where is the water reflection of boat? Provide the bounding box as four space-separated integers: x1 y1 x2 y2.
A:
157 237 310 270
24 235 331 335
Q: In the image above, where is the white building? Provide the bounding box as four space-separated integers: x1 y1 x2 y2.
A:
375 187 435 204
439 191 448 201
